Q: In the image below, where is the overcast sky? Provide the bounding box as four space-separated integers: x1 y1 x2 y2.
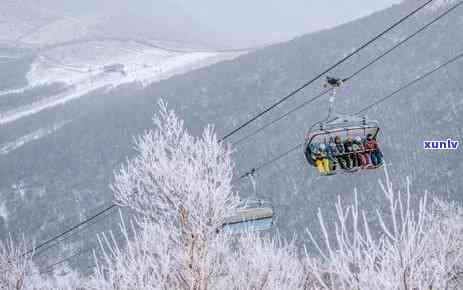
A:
173 0 404 46
33 0 404 47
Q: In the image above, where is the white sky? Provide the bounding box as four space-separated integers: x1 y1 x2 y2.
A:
32 0 404 46
174 0 404 46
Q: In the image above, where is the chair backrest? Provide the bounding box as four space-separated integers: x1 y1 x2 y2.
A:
221 207 274 234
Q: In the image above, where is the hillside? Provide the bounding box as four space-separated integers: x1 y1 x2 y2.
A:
1 0 462 272
0 0 219 48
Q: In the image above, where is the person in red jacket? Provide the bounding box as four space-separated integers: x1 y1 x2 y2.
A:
354 136 369 167
364 134 383 166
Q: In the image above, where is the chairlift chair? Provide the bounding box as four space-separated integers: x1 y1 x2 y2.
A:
303 77 384 176
221 199 274 234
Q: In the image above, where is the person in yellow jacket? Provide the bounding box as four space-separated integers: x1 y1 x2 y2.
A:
314 143 331 174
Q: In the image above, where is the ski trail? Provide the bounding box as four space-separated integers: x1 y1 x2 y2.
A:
0 83 98 125
0 120 71 155
0 51 242 125
0 86 32 97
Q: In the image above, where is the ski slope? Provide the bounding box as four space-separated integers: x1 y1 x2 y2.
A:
0 40 246 126
0 120 70 155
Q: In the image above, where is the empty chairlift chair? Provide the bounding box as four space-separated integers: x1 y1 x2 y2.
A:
221 200 274 234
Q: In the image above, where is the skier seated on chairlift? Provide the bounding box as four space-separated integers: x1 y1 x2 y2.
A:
354 136 369 168
325 137 338 171
312 143 331 174
332 136 348 169
311 135 383 173
343 137 358 169
344 135 383 169
364 133 383 166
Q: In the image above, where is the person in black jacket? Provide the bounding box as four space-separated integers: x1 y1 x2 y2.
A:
333 136 348 169
343 136 357 169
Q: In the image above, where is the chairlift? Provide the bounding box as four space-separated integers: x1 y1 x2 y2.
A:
221 199 275 234
303 77 384 176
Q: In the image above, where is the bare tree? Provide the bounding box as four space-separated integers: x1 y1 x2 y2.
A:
305 169 463 289
223 234 306 290
27 266 83 290
89 101 242 289
0 236 29 290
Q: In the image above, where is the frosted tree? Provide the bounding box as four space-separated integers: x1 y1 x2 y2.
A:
27 266 83 290
305 169 463 289
89 100 242 289
112 100 241 224
0 236 30 290
223 234 308 290
87 101 321 290
0 235 84 290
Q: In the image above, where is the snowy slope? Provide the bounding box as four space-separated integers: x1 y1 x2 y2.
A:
0 0 247 160
0 0 219 49
0 120 70 155
0 1 57 44
0 41 246 126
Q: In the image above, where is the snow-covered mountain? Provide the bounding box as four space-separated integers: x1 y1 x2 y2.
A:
0 0 248 130
0 0 220 48
1 0 462 273
0 0 248 269
0 42 244 126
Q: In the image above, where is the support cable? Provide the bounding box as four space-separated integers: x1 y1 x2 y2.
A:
231 0 463 146
220 0 437 142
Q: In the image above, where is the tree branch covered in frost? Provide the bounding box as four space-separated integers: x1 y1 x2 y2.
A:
90 101 246 289
223 234 307 290
305 169 463 289
87 102 317 290
112 100 240 230
0 235 84 290
27 266 83 290
0 236 29 290
89 217 238 290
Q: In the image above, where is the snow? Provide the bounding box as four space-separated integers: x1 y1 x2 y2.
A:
26 40 223 87
0 120 71 154
0 41 245 125
427 0 458 10
0 86 30 97
0 201 8 222
17 16 101 46
0 4 249 125
18 19 89 46
0 0 56 44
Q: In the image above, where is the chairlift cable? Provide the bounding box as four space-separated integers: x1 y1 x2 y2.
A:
346 0 463 81
220 0 437 142
232 88 333 146
37 247 94 276
32 206 118 258
35 226 127 276
358 51 463 114
231 0 463 146
23 204 118 257
235 49 463 180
